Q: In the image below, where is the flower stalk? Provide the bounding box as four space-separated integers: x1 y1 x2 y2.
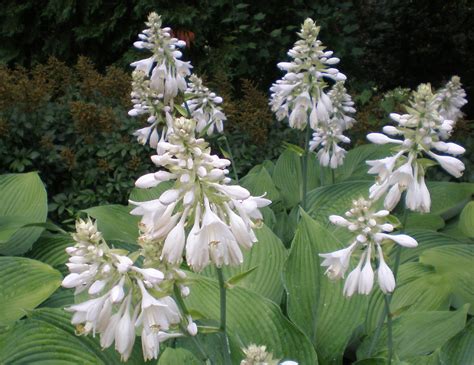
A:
216 267 232 364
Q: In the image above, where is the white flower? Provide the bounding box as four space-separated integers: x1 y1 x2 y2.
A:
320 198 417 296
435 76 467 122
115 296 137 361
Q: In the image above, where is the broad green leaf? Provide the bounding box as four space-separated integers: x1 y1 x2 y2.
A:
439 318 474 365
27 233 71 268
0 308 145 364
185 275 318 364
459 201 474 237
273 208 298 247
420 244 474 313
334 144 394 182
394 229 466 264
240 166 280 202
158 348 201 364
201 224 287 303
427 182 474 219
365 263 451 335
0 172 47 255
0 257 62 324
404 213 444 231
272 149 321 209
283 211 367 364
84 204 139 243
358 305 469 360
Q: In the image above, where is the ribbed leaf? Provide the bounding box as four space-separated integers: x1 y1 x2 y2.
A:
240 166 280 203
27 233 71 268
459 201 474 237
334 144 393 182
0 172 47 255
201 224 287 303
0 308 145 364
283 211 367 365
272 149 321 209
0 257 62 324
427 182 474 219
84 204 139 243
404 213 444 231
358 305 469 360
185 275 317 364
157 348 201 364
439 318 474 365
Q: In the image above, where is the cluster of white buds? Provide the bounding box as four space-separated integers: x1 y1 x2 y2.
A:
269 18 346 130
129 12 192 146
320 198 418 296
240 344 298 365
309 81 356 168
131 116 271 272
185 74 226 135
367 80 467 212
435 76 467 123
62 218 190 361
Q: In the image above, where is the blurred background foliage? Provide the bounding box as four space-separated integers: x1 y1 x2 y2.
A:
0 0 473 222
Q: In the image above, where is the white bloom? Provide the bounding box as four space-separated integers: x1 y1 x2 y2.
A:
376 245 395 294
319 242 356 280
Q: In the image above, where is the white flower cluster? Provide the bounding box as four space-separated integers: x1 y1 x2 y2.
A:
270 18 346 130
128 13 227 148
240 344 298 365
309 81 356 167
436 76 467 122
62 219 189 361
367 80 467 212
270 19 355 168
320 198 418 296
185 74 226 135
131 117 270 272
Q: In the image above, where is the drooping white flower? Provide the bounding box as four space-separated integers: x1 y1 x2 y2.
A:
366 82 467 212
320 197 417 296
435 76 467 123
131 117 270 271
270 18 346 130
185 74 226 135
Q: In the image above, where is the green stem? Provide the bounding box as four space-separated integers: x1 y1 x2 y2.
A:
216 267 232 364
301 126 312 210
173 285 211 363
331 168 335 185
384 295 394 365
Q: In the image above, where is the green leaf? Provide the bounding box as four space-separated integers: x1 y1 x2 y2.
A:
0 172 48 255
201 224 287 303
0 257 62 324
439 318 474 365
283 211 367 364
27 233 71 268
420 244 474 313
158 347 201 364
129 181 174 202
459 201 474 237
272 149 321 209
0 308 145 364
84 204 139 243
404 213 445 231
334 144 394 182
428 182 474 219
240 167 280 203
185 274 318 364
358 305 469 360
226 266 258 288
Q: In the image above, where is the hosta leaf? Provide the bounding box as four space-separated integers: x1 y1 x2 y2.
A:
427 182 474 219
0 257 62 324
0 172 47 255
0 308 145 364
404 213 444 231
334 144 394 182
439 318 474 365
459 201 474 237
27 233 71 268
358 305 469 360
185 274 318 364
158 348 201 364
283 211 367 365
84 204 139 243
201 224 287 303
272 149 321 209
420 244 474 313
129 181 174 202
240 166 280 203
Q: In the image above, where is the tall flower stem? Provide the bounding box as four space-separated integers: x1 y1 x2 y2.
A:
367 202 409 359
216 267 232 364
222 135 239 182
173 285 212 363
331 168 335 185
301 126 312 210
